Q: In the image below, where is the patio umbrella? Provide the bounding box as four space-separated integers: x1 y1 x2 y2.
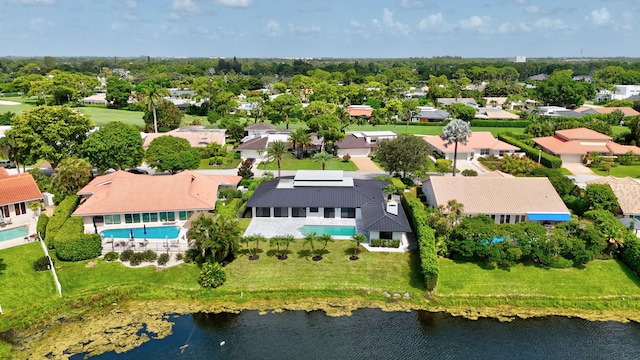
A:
92 217 98 234
130 228 134 240
143 224 147 240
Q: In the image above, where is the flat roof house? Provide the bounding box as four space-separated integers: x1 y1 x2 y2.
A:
335 131 397 157
244 170 412 251
423 132 519 160
533 128 640 163
422 171 572 224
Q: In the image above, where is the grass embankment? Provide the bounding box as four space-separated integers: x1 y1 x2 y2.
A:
260 157 359 171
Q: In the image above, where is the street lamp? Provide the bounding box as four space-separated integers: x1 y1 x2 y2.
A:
538 149 542 164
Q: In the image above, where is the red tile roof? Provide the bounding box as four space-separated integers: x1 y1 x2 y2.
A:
423 132 519 154
555 128 611 141
533 128 640 156
0 168 43 206
575 106 640 117
73 170 220 216
347 105 373 118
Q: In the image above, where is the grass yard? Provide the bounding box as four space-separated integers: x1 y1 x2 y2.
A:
591 165 640 178
0 96 37 114
436 258 640 298
259 157 359 171
198 158 241 170
71 106 146 127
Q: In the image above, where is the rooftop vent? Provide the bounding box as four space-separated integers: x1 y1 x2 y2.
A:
386 201 398 216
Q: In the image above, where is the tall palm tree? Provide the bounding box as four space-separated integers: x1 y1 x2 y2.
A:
312 151 333 170
266 140 289 177
188 213 241 264
351 233 367 260
141 85 169 133
440 119 472 177
289 128 311 159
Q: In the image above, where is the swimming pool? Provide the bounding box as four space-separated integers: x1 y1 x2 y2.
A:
0 226 29 242
101 226 180 240
300 225 356 237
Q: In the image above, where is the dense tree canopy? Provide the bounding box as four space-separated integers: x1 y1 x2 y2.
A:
145 135 200 173
81 121 144 172
105 77 132 109
142 99 184 133
535 70 595 108
374 134 432 178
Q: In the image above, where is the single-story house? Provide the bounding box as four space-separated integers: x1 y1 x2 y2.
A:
534 106 585 117
475 107 520 120
347 105 373 119
411 106 450 122
244 170 412 250
237 130 292 160
72 170 240 234
143 126 226 148
574 106 640 117
335 131 397 157
586 176 640 218
422 171 572 224
533 128 640 163
529 73 549 81
0 168 43 227
437 98 477 108
81 93 108 105
483 97 508 108
423 132 520 160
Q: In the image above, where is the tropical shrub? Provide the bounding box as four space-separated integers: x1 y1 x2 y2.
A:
33 256 51 271
142 250 158 262
370 239 400 248
498 134 562 168
158 253 170 266
402 196 438 291
175 252 184 261
103 251 119 262
45 195 79 248
461 169 478 176
37 213 49 239
53 216 101 261
120 249 135 262
129 252 146 266
199 262 227 288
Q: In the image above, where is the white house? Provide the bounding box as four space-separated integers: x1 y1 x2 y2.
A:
335 131 398 157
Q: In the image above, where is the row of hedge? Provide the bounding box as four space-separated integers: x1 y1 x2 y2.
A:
53 216 101 261
44 195 79 248
402 196 438 291
469 120 530 128
498 134 563 169
370 239 400 248
37 213 49 239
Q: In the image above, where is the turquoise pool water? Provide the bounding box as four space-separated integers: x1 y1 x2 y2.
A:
0 226 29 242
101 226 180 240
300 225 356 237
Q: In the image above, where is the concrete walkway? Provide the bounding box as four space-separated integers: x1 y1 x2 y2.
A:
350 156 384 172
563 162 597 176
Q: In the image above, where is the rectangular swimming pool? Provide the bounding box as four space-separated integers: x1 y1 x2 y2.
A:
0 226 29 242
300 225 356 237
101 226 180 240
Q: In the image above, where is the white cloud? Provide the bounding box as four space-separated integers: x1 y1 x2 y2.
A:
288 23 321 35
265 20 282 36
111 22 126 31
123 13 139 21
398 0 424 9
417 13 449 32
534 18 568 31
514 0 526 4
526 5 539 14
459 15 491 31
171 0 200 18
29 17 53 30
372 8 409 36
118 0 137 8
214 0 252 8
11 0 55 4
586 7 610 26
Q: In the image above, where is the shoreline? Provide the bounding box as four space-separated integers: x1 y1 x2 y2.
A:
9 297 640 359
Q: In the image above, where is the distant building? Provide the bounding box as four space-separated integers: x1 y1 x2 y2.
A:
509 56 526 63
533 128 640 163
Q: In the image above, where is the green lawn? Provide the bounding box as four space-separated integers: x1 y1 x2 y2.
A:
259 157 359 171
591 165 640 178
198 158 241 170
0 96 37 114
437 258 640 298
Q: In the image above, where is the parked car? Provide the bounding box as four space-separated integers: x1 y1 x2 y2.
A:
0 160 16 169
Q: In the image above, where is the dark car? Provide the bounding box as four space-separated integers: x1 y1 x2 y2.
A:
0 160 16 169
126 168 149 175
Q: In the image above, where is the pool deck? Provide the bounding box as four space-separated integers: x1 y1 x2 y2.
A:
0 217 39 251
243 218 360 239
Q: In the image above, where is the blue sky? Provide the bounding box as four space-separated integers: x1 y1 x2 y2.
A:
1 0 640 58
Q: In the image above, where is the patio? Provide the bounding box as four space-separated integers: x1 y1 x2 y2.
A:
100 236 193 255
243 217 360 239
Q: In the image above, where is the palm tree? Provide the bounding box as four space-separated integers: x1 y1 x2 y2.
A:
282 234 295 260
270 235 289 260
188 213 241 264
246 233 265 260
303 232 320 260
312 151 334 170
141 84 169 133
51 157 93 197
316 233 334 260
440 119 472 177
289 128 311 159
243 235 255 259
266 140 289 177
351 233 367 260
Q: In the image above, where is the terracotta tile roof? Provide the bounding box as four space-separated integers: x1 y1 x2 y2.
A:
533 128 640 156
555 128 612 141
0 169 43 206
207 175 242 186
576 106 640 117
423 132 519 154
425 176 569 215
143 128 226 148
73 170 219 216
347 105 373 118
586 176 640 216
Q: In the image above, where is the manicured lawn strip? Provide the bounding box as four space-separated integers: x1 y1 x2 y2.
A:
436 258 640 298
558 167 573 175
198 158 241 170
591 165 640 178
0 96 37 114
259 157 359 171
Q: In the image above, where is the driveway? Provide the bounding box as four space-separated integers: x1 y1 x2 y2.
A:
350 156 384 172
563 162 597 176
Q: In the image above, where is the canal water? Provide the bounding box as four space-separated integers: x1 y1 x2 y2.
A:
81 309 640 359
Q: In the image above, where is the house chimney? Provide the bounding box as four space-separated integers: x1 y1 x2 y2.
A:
386 201 398 216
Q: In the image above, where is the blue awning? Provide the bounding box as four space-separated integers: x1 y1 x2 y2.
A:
526 212 572 222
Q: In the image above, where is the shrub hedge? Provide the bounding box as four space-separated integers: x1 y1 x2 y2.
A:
498 134 562 169
469 120 530 127
391 178 406 193
45 195 79 247
370 239 400 248
402 196 438 291
53 216 102 261
621 234 640 276
37 214 49 239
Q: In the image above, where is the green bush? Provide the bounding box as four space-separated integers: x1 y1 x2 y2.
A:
45 195 80 248
391 178 406 192
461 169 478 176
129 252 146 266
621 234 640 275
120 249 135 262
219 188 242 199
370 239 401 248
158 253 170 266
33 256 52 271
103 251 119 261
199 262 227 288
498 134 562 169
37 214 49 239
470 120 529 127
53 216 101 261
175 252 184 261
142 250 157 262
402 196 438 291
215 198 243 218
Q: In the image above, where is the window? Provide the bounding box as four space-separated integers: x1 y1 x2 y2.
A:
256 207 271 217
160 212 175 221
490 215 496 221
1 205 9 218
105 214 121 225
273 207 288 218
341 208 356 218
292 207 306 218
125 214 133 224
179 211 188 221
499 215 505 224
142 213 151 223
132 213 141 223
380 231 393 240
150 213 158 222
505 215 511 224
310 207 319 213
14 202 26 215
324 207 335 218
480 148 490 156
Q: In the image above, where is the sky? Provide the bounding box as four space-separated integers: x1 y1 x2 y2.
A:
1 0 640 59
